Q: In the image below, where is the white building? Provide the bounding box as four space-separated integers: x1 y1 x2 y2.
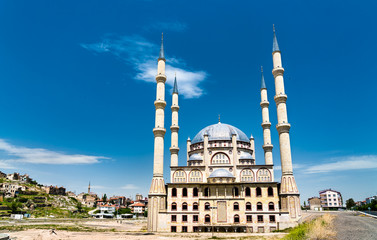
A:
319 189 343 209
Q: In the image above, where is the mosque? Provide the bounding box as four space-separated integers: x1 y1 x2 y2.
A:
147 27 301 233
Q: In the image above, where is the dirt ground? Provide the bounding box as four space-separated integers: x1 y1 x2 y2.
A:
3 219 285 240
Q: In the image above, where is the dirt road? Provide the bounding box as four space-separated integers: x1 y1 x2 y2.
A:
334 211 377 240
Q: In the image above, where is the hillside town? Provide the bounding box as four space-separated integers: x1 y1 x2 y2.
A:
0 171 147 219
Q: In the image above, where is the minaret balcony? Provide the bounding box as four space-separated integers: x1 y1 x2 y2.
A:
171 105 180 111
272 67 284 76
169 147 180 154
170 125 180 131
261 122 271 128
153 127 166 137
262 144 274 151
154 100 166 109
276 123 291 133
155 74 167 83
260 101 269 107
274 94 287 104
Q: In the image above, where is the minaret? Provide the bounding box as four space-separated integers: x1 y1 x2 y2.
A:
88 181 91 194
260 67 273 165
170 74 179 167
147 33 167 232
271 25 301 220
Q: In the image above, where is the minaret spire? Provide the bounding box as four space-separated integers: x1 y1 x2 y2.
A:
260 66 273 166
170 74 180 168
159 33 165 60
148 34 167 232
271 26 301 221
272 24 280 53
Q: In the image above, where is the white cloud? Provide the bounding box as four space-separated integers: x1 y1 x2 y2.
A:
81 34 207 99
0 160 15 169
0 139 107 165
274 164 305 171
306 155 377 174
121 184 138 190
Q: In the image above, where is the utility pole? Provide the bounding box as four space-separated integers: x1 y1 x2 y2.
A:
209 205 217 237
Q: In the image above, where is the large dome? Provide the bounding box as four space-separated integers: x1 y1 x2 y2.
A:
191 122 250 144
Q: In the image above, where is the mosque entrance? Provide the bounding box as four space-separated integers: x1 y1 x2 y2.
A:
217 201 227 222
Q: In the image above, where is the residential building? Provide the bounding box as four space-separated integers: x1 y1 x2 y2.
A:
319 189 343 210
308 197 321 211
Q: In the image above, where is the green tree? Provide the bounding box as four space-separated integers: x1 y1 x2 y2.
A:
346 198 356 209
9 201 22 214
76 202 83 213
144 210 148 217
118 208 132 214
102 194 107 202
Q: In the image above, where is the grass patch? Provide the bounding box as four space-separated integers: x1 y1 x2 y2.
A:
283 214 336 240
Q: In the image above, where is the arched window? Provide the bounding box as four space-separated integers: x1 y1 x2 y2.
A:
182 188 188 197
268 187 274 197
172 188 177 197
240 169 254 182
233 202 239 211
171 202 177 211
257 168 271 182
189 170 203 182
193 187 198 197
173 170 187 183
257 202 263 211
233 187 239 197
234 214 240 223
211 152 230 164
204 187 210 197
182 202 188 211
246 202 252 211
205 202 210 211
205 214 211 223
269 202 275 211
245 187 251 197
256 187 262 197
193 202 199 211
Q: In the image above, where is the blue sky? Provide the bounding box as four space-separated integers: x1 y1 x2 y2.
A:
0 0 376 203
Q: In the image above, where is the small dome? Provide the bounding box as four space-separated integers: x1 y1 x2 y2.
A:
239 151 253 160
208 169 235 178
192 122 250 144
189 153 202 161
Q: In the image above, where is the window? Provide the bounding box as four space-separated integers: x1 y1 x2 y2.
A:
205 202 210 211
193 202 199 211
182 202 188 211
212 153 230 164
171 215 176 222
171 226 177 232
256 187 262 197
172 188 177 197
241 169 254 182
189 170 202 182
245 187 251 197
257 215 264 223
182 215 187 222
193 215 198 222
204 187 210 197
193 187 198 197
246 202 252 211
269 215 276 223
269 202 275 211
182 188 188 197
257 168 271 182
193 226 199 232
173 170 186 183
234 202 239 211
233 187 239 197
205 214 211 223
247 215 252 223
182 226 187 232
257 202 263 211
268 187 273 197
234 214 240 223
171 202 177 211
